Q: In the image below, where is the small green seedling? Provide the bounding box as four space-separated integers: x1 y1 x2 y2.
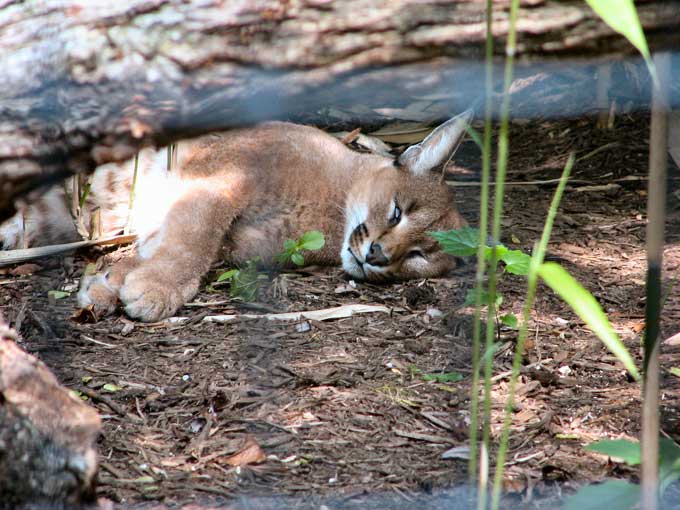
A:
422 372 464 383
48 290 70 300
429 227 531 275
430 226 530 329
409 365 463 384
215 231 326 302
276 230 325 267
216 257 261 302
499 313 518 329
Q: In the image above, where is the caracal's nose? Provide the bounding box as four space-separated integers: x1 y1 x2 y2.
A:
365 242 388 266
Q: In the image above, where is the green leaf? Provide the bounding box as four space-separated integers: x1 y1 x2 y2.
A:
216 269 238 282
480 342 501 367
484 244 508 262
465 125 483 150
81 376 93 384
48 290 70 300
538 262 640 381
500 313 518 329
134 476 156 484
429 227 481 257
500 249 531 275
283 239 297 253
464 288 503 308
298 230 325 251
670 367 680 378
422 372 463 383
585 439 640 465
291 252 305 266
555 433 579 440
659 438 680 492
584 0 651 64
72 390 89 401
564 479 639 510
229 259 260 302
408 364 423 376
463 289 477 307
102 383 123 393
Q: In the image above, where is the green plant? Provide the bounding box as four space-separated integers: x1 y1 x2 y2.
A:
216 231 326 301
584 0 657 87
564 438 680 509
538 262 639 379
275 230 325 267
409 365 463 384
216 257 262 302
431 155 641 510
430 226 531 329
580 4 662 508
459 0 653 506
431 226 640 379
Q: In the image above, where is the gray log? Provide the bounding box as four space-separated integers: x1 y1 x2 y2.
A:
1 0 680 219
0 317 101 509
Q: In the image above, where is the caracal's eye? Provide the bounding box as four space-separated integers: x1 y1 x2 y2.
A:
389 203 402 226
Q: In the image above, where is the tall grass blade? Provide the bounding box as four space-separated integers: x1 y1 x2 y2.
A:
469 0 495 498
479 0 520 507
584 0 657 87
490 154 574 510
537 262 640 380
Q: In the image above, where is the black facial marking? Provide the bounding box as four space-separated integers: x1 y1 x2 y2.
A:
405 249 424 260
352 222 368 241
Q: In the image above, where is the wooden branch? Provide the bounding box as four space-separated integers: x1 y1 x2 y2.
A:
0 317 101 508
1 0 679 220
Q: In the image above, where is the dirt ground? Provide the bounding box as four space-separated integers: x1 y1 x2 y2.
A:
1 113 680 509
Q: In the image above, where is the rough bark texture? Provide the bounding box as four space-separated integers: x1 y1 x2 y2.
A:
1 0 680 219
0 317 101 509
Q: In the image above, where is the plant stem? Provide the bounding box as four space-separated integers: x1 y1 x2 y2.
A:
490 154 574 510
641 51 670 510
124 153 140 235
167 143 177 172
470 0 494 496
479 0 519 507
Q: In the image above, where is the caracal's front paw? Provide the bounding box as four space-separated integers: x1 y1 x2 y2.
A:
119 270 198 322
77 272 119 317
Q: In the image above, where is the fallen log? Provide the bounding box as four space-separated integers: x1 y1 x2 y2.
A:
0 316 101 509
1 0 680 220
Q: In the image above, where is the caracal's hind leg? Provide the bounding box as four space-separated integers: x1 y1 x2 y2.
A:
80 186 237 322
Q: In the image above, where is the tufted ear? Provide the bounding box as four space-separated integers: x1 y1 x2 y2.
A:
397 108 473 176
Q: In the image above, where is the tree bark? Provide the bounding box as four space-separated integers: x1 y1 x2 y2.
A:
0 317 101 509
1 0 679 219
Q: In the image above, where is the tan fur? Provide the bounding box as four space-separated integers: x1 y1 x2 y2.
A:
3 118 469 321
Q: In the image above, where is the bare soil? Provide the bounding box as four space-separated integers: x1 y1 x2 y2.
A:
2 113 680 509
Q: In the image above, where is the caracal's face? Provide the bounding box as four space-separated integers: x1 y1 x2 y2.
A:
342 165 464 282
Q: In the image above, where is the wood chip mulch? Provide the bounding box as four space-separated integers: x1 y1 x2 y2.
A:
2 112 680 509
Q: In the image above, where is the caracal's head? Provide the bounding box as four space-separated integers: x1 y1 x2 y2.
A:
342 111 471 282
